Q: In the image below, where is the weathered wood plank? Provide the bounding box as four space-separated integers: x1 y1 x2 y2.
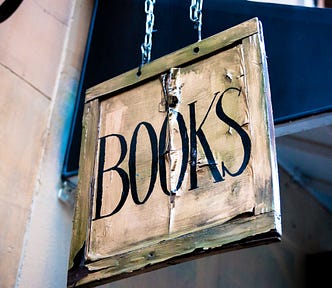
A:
164 44 256 236
77 212 279 287
87 79 170 259
242 29 280 222
85 18 260 102
69 100 100 269
68 18 280 287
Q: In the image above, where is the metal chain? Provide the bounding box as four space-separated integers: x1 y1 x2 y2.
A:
190 0 203 41
139 0 204 72
140 0 156 67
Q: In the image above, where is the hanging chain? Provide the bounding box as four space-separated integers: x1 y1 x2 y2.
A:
138 0 204 72
190 0 203 42
140 0 156 67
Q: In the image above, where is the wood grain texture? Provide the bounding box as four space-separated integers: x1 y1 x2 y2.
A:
85 18 259 102
241 29 280 222
68 18 281 287
69 100 100 269
88 79 170 259
77 212 278 287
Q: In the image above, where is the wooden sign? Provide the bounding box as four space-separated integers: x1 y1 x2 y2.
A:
68 18 281 287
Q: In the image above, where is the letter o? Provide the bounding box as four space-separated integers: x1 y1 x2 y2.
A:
129 122 158 205
159 113 189 195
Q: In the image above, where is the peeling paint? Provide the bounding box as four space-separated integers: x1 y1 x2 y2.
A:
160 68 183 108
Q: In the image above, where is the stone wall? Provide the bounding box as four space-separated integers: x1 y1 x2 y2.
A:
0 1 93 287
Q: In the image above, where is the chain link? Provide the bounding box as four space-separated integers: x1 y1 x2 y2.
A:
139 0 204 72
190 0 203 41
140 0 156 66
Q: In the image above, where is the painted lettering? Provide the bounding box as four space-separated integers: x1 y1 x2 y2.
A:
129 122 158 204
0 0 24 23
159 113 189 195
188 91 224 190
215 87 251 177
95 134 129 220
93 86 251 219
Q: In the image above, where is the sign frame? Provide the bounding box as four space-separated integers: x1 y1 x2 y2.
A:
67 18 281 287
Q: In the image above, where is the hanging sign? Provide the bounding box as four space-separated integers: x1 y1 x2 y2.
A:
68 18 281 287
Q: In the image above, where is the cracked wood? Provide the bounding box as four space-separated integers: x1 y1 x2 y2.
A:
68 18 280 287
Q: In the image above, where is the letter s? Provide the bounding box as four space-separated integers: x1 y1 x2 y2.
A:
215 87 251 177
